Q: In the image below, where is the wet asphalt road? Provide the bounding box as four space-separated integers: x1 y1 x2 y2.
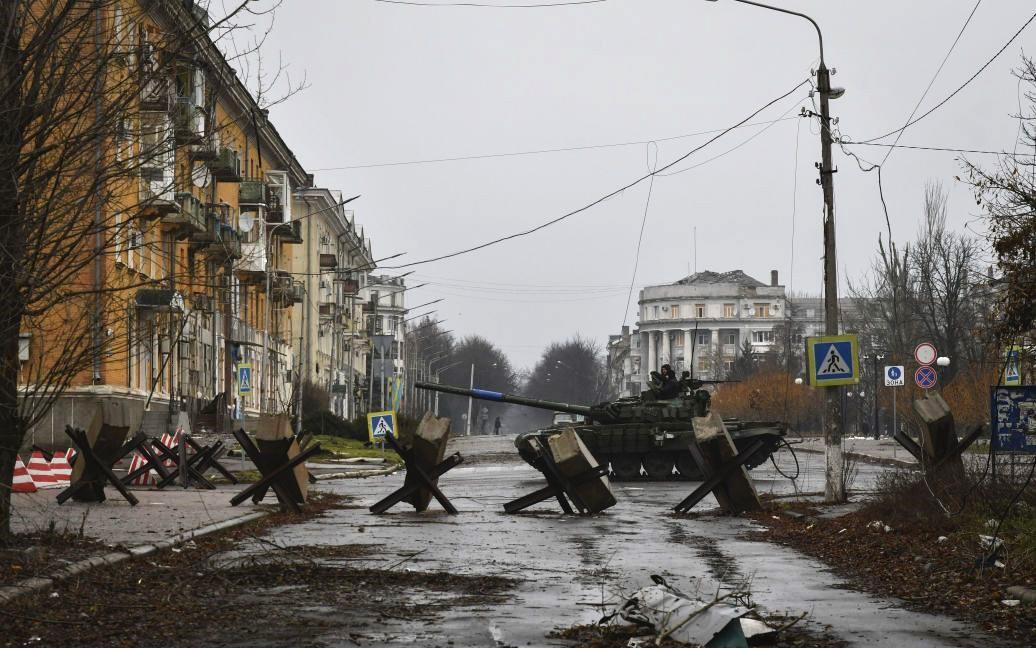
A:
264 435 988 647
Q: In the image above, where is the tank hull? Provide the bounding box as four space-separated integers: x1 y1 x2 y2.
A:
515 419 786 481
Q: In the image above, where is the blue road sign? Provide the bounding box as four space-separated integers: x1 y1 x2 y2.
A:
367 410 396 443
991 386 1036 453
238 363 252 395
884 365 905 386
807 335 859 387
914 365 937 389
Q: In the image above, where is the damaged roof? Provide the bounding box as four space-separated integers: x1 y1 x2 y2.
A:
674 270 767 288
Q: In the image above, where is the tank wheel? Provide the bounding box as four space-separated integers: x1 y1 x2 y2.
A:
642 452 676 480
610 455 642 481
676 452 704 480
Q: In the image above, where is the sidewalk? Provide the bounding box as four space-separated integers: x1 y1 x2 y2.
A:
10 486 265 547
795 436 919 467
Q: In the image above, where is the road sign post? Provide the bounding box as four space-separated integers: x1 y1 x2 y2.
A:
884 365 904 438
807 335 860 387
367 410 396 457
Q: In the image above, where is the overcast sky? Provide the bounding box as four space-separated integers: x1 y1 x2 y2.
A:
255 0 1033 370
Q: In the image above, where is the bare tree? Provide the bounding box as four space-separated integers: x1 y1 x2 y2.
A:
963 56 1036 350
0 0 282 540
522 336 608 427
847 182 984 384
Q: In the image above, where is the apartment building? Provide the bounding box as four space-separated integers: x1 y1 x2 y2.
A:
19 1 376 446
363 275 408 412
292 192 374 420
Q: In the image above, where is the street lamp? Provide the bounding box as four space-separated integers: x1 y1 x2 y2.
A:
936 356 951 367
705 0 847 502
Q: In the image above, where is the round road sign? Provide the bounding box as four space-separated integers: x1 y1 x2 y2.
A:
915 365 937 389
914 342 937 366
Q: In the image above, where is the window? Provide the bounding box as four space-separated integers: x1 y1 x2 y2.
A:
806 308 816 318
695 303 706 318
114 212 124 264
754 303 771 317
697 332 709 345
674 334 683 348
671 304 681 318
653 305 659 319
752 330 774 344
698 356 710 371
724 332 737 345
724 359 735 373
792 333 804 344
723 303 735 318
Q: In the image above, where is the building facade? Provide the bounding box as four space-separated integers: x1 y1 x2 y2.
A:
610 270 838 396
19 1 380 447
362 274 408 413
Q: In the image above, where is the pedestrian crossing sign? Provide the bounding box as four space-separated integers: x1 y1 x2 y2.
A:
367 410 396 443
1004 346 1022 386
806 335 860 387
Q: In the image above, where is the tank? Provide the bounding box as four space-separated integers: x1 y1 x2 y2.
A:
414 375 787 481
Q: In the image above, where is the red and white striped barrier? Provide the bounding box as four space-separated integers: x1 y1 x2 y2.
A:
13 456 37 493
125 452 156 486
50 450 73 485
159 430 181 467
26 451 60 489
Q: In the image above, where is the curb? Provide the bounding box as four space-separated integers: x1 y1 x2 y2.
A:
794 445 916 469
0 511 267 606
314 465 400 480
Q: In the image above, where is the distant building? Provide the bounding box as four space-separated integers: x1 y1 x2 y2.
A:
363 274 407 411
614 269 854 393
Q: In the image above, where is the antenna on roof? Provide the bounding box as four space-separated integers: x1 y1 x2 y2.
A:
693 226 697 274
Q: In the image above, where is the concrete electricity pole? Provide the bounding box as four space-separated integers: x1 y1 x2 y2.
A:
706 0 845 501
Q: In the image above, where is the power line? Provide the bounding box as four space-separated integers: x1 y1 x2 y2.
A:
381 78 811 269
622 142 658 328
842 141 1002 155
862 7 1036 143
307 117 800 171
879 0 982 166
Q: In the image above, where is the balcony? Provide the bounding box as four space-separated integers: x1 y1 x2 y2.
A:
208 147 242 182
319 303 335 318
207 225 241 262
237 238 266 283
139 169 177 217
140 77 171 112
172 97 204 144
335 271 360 295
319 253 337 270
166 192 206 236
722 344 736 357
239 179 266 206
270 219 302 244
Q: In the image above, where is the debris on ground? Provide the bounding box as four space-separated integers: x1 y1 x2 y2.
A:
748 466 1036 643
551 575 844 647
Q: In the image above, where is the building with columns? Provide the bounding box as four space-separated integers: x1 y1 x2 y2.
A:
609 269 843 396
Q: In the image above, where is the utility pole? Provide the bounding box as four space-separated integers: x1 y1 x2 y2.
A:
706 0 845 501
817 58 845 503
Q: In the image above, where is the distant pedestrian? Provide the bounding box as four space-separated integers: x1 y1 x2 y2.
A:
494 416 502 435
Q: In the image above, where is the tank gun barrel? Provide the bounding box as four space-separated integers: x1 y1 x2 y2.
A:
415 381 594 417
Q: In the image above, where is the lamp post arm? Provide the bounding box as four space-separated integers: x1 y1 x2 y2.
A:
729 0 824 64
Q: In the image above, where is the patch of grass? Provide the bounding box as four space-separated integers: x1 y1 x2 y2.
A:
312 435 401 465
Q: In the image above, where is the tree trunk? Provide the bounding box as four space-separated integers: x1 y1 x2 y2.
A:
0 0 25 542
